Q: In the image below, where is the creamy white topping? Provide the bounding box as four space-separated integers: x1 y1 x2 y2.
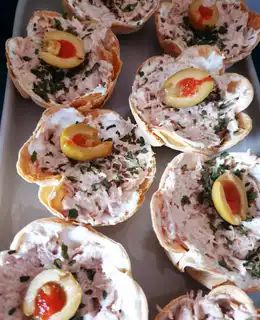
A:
158 291 255 320
154 152 260 289
130 52 251 149
0 220 146 319
27 108 155 225
7 12 114 106
158 0 260 60
66 0 158 28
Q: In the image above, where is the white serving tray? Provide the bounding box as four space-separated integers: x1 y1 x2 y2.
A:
1 0 260 317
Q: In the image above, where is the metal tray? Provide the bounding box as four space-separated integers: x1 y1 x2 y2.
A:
1 0 260 317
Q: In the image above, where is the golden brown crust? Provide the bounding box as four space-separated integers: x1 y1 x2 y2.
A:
63 0 160 34
156 1 260 65
6 10 122 111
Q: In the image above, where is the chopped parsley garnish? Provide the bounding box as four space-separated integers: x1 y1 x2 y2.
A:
247 190 257 203
61 243 69 260
86 269 96 281
68 209 78 219
122 3 137 12
244 247 260 278
138 70 144 77
102 290 108 299
8 250 16 255
22 56 32 62
8 308 16 315
218 257 232 271
20 275 30 282
214 117 229 134
31 151 37 163
70 316 84 320
181 195 191 206
53 18 63 31
106 124 116 130
182 16 227 49
85 289 93 295
67 176 78 183
54 258 62 269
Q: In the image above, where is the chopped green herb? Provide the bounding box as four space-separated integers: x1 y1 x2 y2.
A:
23 56 32 62
61 243 69 260
67 176 78 183
85 289 93 295
86 269 96 281
68 209 78 219
218 257 232 271
8 250 16 255
53 18 63 31
220 151 229 158
102 290 108 299
122 3 137 12
8 308 16 315
20 275 30 282
54 258 62 269
31 151 37 163
247 191 257 203
181 195 191 206
138 70 144 77
244 247 260 278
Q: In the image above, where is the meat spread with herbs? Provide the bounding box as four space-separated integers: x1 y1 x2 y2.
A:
152 152 260 289
18 107 155 226
157 0 260 61
130 47 253 150
6 11 120 108
0 219 147 319
65 0 158 30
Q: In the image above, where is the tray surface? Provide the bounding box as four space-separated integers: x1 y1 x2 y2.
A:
1 0 260 317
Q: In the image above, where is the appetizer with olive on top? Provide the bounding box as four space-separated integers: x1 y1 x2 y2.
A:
0 218 148 319
129 45 253 155
156 0 260 65
6 10 121 112
17 107 156 226
151 151 260 290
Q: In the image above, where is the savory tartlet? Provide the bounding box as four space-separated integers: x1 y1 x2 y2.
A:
63 0 159 34
17 107 156 226
155 285 257 320
151 151 260 290
6 10 122 112
0 218 148 319
156 0 260 65
129 45 253 155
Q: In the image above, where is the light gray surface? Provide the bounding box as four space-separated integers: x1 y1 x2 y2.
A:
1 0 260 318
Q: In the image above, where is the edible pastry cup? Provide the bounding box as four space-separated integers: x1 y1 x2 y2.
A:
17 107 156 226
6 10 122 112
63 0 160 34
154 285 257 320
155 0 260 66
151 151 260 291
0 218 148 319
129 45 253 155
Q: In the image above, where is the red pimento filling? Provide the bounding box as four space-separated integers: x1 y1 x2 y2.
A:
198 5 214 20
177 76 212 97
58 40 76 59
34 282 66 320
223 180 241 214
71 134 99 148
